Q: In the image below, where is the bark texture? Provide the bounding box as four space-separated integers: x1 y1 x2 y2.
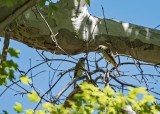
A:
0 0 160 64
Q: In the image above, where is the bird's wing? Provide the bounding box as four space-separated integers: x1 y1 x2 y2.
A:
104 49 116 65
74 64 79 77
74 61 83 78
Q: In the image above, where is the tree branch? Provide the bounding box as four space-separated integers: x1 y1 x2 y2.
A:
0 0 159 64
0 0 38 31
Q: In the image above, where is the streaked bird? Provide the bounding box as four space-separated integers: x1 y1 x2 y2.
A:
95 45 120 76
74 57 85 88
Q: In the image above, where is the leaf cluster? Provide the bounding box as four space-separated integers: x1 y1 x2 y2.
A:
0 48 20 85
13 82 160 114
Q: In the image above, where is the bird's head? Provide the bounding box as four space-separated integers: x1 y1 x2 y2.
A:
79 57 85 62
95 45 108 51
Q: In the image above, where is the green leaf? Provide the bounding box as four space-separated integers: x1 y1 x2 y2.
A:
85 0 90 6
4 60 18 70
35 110 45 114
128 87 148 98
2 110 8 114
80 82 99 92
42 102 54 111
0 75 7 85
143 95 155 103
25 109 34 114
13 102 23 113
8 69 15 80
27 90 40 102
20 76 32 85
7 48 20 58
103 86 115 97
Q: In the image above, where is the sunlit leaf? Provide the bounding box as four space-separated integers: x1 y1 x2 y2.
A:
98 96 108 105
26 109 34 114
80 82 99 92
13 102 23 113
7 48 20 58
84 106 94 113
36 110 45 114
150 105 158 114
20 76 32 85
128 87 148 98
103 86 115 97
42 102 54 111
143 95 155 103
27 90 40 102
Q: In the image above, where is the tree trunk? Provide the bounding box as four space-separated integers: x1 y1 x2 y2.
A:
0 0 160 64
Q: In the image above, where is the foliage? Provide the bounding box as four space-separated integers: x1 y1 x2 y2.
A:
13 102 23 113
27 90 40 102
0 48 20 85
13 82 160 114
20 75 32 85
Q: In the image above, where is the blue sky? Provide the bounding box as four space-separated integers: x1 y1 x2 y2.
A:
89 0 160 29
0 0 160 113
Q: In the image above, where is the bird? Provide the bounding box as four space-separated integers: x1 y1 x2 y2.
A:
74 57 85 88
95 45 120 76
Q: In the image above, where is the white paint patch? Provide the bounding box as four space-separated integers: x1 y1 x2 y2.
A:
122 23 130 32
122 23 133 36
90 17 99 40
71 2 87 32
99 21 102 24
82 25 89 41
145 28 151 40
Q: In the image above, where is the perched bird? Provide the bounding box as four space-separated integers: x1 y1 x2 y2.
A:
74 57 85 88
95 45 120 76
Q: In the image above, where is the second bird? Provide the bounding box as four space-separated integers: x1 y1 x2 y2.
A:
74 57 85 88
95 45 120 76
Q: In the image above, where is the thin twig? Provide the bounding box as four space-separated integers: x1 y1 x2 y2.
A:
35 7 68 55
53 78 79 102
